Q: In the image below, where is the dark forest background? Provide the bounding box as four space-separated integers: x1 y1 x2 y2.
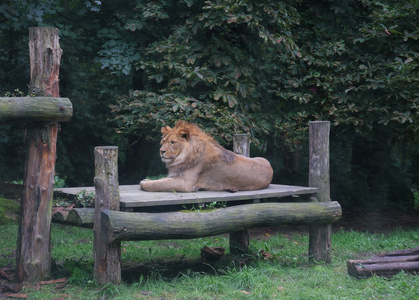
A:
1 0 418 211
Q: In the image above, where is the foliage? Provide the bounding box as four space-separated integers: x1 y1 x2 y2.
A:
110 0 418 144
181 201 227 212
298 0 418 137
75 189 95 207
0 0 130 186
110 0 300 144
0 0 417 208
53 189 94 207
108 0 418 208
112 91 258 143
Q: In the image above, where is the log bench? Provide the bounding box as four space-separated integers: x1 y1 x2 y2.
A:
54 121 341 284
55 184 340 231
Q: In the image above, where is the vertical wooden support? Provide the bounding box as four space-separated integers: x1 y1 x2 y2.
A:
229 133 251 254
308 121 332 263
93 146 121 284
16 27 62 282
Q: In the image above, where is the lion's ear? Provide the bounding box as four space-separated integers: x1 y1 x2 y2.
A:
179 129 190 141
161 126 171 134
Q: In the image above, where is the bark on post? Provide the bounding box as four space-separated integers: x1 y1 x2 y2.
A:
308 121 332 263
16 27 62 282
101 202 342 243
93 146 121 284
0 97 72 122
229 133 251 254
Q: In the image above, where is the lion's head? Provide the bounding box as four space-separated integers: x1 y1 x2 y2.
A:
159 121 212 169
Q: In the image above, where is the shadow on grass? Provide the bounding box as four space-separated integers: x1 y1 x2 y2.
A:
121 254 256 283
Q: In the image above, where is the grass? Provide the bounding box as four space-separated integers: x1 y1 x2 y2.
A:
1 222 418 299
0 197 20 225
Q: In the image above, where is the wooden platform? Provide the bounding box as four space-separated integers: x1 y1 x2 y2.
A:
55 184 318 209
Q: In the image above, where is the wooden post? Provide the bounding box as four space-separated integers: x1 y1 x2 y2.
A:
93 146 121 284
233 133 250 157
16 27 63 282
308 121 332 263
229 133 251 254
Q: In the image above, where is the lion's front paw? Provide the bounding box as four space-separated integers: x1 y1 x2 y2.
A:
139 179 151 190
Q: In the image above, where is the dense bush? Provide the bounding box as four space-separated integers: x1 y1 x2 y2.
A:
0 0 417 209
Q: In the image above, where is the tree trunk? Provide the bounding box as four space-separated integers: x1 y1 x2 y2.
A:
16 27 62 283
93 146 121 284
101 201 342 243
0 97 72 122
308 121 332 263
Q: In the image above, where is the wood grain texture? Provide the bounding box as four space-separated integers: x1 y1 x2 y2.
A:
0 97 72 122
308 121 332 263
100 201 342 243
93 146 121 284
16 27 62 283
56 184 318 209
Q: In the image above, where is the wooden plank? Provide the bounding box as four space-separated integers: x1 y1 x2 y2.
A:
55 184 318 208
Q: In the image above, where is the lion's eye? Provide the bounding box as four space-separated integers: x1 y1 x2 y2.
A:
170 141 175 145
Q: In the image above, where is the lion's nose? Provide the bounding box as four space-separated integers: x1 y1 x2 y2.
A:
160 150 166 156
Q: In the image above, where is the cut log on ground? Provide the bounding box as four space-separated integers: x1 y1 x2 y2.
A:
52 210 69 222
67 208 95 227
347 246 419 278
101 201 342 244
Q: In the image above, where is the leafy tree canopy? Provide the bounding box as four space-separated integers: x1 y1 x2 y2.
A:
0 0 417 209
107 0 418 149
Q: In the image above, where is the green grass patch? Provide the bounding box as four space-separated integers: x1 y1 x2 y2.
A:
0 224 418 299
0 197 20 225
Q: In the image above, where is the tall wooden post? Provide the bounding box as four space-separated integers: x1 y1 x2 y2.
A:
229 133 251 254
93 146 121 284
16 27 63 282
308 121 332 263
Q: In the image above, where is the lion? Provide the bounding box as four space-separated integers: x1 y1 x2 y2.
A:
139 121 273 192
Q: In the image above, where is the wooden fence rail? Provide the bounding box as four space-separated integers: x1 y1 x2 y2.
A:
0 97 72 122
101 202 341 243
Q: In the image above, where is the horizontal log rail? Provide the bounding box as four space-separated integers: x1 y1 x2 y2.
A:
101 201 342 243
0 97 72 122
52 208 95 228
